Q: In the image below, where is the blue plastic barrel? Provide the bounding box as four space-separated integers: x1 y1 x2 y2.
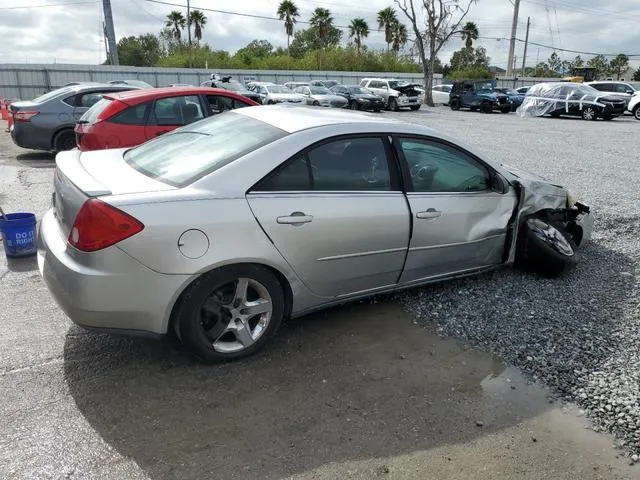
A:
0 213 37 258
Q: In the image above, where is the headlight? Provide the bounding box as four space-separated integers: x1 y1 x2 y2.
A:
567 191 577 208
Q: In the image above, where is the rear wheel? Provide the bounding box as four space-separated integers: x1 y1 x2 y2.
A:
632 104 640 120
174 265 286 362
450 98 461 110
53 129 76 152
581 106 597 121
516 216 578 277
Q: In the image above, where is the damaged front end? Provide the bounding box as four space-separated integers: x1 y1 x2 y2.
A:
501 164 593 266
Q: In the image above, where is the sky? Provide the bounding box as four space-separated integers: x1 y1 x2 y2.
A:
0 0 639 72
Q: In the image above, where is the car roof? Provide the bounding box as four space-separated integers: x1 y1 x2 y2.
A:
235 105 404 133
102 86 246 103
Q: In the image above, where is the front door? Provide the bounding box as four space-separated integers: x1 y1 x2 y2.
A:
461 82 477 107
394 136 516 283
247 135 410 298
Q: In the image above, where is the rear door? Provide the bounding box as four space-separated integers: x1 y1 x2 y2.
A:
144 94 205 140
461 82 477 106
394 136 515 283
100 101 151 148
247 135 410 298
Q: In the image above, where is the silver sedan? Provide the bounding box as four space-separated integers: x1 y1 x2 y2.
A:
38 106 592 361
294 85 349 108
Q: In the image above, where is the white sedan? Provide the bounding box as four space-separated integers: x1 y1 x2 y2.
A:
432 84 452 105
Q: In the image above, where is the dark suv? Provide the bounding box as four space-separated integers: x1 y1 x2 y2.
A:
450 80 512 113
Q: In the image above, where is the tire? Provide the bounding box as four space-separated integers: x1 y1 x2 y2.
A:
313 101 320 106
450 98 461 111
410 105 421 111
581 106 597 121
53 129 76 152
516 216 579 277
373 108 381 113
469 106 477 112
349 101 359 110
602 115 614 121
500 107 511 113
388 97 399 111
267 100 275 105
632 104 640 121
549 112 561 118
480 102 492 114
174 264 286 362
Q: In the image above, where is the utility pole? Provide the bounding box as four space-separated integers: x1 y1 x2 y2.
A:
521 16 530 76
186 0 193 68
102 0 119 65
506 0 520 78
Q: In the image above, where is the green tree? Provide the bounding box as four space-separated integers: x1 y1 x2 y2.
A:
570 55 584 69
460 21 478 48
609 54 630 80
348 18 369 54
117 34 163 66
391 22 408 52
188 10 207 44
309 8 334 48
377 7 397 53
277 0 300 54
547 52 561 75
165 10 186 41
289 26 342 59
234 40 274 65
633 67 640 81
587 54 609 80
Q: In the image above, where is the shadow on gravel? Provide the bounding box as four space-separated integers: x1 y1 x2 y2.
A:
63 302 553 480
5 255 38 272
16 152 55 167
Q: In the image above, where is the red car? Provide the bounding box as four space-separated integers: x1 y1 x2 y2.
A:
74 86 259 151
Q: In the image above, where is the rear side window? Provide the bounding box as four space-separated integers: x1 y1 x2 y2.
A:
110 102 150 125
79 92 106 108
591 84 606 91
150 95 205 126
124 113 286 187
207 95 250 115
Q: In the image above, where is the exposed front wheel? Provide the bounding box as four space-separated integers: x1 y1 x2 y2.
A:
174 265 286 362
480 102 492 114
581 106 597 120
450 98 461 110
388 97 399 111
632 105 640 121
516 216 579 277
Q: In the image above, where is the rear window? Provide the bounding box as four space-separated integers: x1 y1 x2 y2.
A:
32 86 76 104
80 98 112 124
124 112 286 187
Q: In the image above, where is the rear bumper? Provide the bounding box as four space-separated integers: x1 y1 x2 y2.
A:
37 209 191 335
11 123 51 150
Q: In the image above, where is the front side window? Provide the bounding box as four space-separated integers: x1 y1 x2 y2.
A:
256 137 392 192
150 95 204 126
399 138 490 193
124 112 286 187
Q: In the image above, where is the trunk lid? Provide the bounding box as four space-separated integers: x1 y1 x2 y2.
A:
53 149 176 236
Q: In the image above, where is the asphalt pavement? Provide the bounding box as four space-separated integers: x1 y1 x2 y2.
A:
0 108 638 480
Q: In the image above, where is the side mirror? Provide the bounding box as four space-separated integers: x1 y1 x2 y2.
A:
491 172 510 194
626 90 634 95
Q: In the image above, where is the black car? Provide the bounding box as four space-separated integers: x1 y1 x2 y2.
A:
330 85 385 112
200 76 262 103
519 83 627 120
449 80 512 113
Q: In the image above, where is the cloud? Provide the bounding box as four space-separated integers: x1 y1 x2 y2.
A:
0 0 637 69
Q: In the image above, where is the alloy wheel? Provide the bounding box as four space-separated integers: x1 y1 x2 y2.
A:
199 277 273 353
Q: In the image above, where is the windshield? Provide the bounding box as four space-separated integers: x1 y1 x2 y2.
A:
347 86 369 94
310 86 330 94
266 86 291 94
124 113 286 187
388 80 409 89
32 86 76 103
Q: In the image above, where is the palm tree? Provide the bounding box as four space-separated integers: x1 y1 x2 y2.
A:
461 21 479 49
165 10 186 41
277 0 300 54
377 7 397 53
349 18 369 54
188 10 207 44
309 7 333 49
391 22 408 53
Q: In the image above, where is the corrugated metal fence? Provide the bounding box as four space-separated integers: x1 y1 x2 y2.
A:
0 63 553 100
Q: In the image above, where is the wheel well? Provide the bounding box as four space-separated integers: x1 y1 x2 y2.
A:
167 262 294 335
51 126 74 149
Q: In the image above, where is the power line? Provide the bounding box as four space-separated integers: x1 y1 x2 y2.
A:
0 1 97 9
479 36 640 58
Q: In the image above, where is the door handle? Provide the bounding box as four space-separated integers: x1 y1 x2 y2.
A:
416 208 442 219
276 212 313 225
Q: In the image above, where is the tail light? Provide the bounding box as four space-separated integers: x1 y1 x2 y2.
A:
69 199 144 252
14 111 39 122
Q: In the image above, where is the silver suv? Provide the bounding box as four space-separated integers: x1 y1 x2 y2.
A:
585 81 637 107
359 78 424 111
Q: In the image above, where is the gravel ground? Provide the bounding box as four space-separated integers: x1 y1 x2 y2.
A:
393 108 640 460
